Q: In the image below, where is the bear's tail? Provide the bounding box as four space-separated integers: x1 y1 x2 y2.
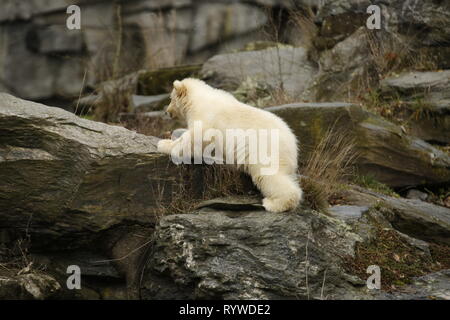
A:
256 174 303 213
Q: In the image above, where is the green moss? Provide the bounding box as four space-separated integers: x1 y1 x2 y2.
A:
353 175 399 197
137 64 202 96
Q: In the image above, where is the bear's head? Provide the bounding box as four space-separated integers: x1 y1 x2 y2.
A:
166 80 189 120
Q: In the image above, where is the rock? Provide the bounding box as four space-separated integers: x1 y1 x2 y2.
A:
382 270 450 300
171 128 188 140
328 205 369 222
35 25 84 54
0 0 76 22
311 27 370 101
0 93 181 249
0 24 57 100
131 94 170 112
386 0 450 46
141 208 369 300
381 71 450 98
0 23 85 100
316 0 450 46
123 0 192 13
343 187 450 246
406 189 428 201
190 3 267 52
137 65 202 96
201 46 317 98
267 103 450 188
195 195 264 211
380 71 450 144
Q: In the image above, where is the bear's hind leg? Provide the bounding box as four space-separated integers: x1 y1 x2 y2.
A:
256 174 303 213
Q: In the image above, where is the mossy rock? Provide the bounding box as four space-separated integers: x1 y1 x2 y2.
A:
267 103 450 188
137 64 202 96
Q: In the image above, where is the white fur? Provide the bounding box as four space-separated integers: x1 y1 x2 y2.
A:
157 78 303 213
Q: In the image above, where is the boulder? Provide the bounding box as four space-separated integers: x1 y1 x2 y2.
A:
141 193 449 299
201 46 317 98
343 187 450 246
267 103 450 188
310 27 370 101
190 3 267 52
0 24 57 100
0 0 80 23
0 93 179 249
316 0 450 45
380 71 450 144
141 207 369 300
137 64 202 96
35 25 84 54
381 71 450 98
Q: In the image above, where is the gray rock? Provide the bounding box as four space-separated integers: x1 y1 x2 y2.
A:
344 187 450 246
141 209 368 299
201 46 317 98
0 24 57 100
381 71 450 97
316 0 450 45
267 103 450 188
406 189 428 201
171 128 188 140
380 71 450 144
0 93 177 248
190 3 267 52
36 25 84 54
0 0 76 22
123 0 192 14
311 27 370 101
382 270 450 300
328 205 369 222
195 195 264 211
131 94 170 112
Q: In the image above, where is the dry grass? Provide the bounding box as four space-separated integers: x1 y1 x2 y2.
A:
342 225 450 291
301 128 358 211
286 4 318 50
152 163 257 218
121 113 174 138
93 72 138 123
351 29 439 100
366 30 438 79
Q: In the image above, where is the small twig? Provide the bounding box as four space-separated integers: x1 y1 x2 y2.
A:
92 238 154 264
305 230 310 300
320 268 328 300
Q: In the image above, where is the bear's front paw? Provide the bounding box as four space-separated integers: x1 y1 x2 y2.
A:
157 139 173 154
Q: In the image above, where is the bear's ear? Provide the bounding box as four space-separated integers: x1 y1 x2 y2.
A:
173 80 187 98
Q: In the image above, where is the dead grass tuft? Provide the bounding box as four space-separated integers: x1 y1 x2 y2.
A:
152 163 257 218
301 128 358 211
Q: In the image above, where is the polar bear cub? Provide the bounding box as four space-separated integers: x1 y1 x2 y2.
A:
157 78 303 212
